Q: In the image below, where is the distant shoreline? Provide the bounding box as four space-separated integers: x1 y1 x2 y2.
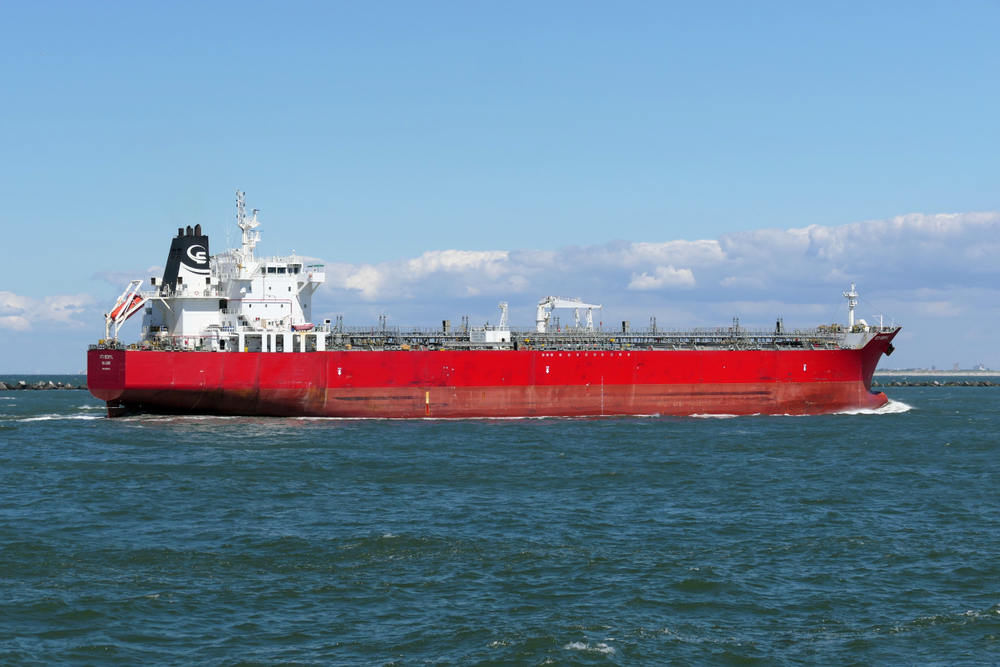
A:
875 370 1000 377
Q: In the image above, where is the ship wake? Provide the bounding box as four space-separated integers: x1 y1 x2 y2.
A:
834 399 913 415
688 399 914 419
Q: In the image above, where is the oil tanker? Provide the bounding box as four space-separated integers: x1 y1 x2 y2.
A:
88 192 898 418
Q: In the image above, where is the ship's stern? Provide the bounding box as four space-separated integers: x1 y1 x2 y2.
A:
87 347 127 416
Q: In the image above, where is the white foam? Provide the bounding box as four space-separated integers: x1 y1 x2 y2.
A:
122 415 243 422
835 399 913 416
18 414 103 422
564 642 615 655
45 399 911 423
686 399 914 419
292 415 568 422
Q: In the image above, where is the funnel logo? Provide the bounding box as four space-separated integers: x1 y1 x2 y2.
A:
186 245 207 264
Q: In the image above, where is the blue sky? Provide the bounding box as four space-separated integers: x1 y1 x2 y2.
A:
2 2 999 371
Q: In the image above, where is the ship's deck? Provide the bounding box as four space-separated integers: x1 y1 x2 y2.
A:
93 325 900 353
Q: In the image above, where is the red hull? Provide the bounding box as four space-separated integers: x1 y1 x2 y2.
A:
88 330 897 418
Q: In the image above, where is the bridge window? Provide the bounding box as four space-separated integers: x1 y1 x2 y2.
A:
277 267 286 274
267 267 277 274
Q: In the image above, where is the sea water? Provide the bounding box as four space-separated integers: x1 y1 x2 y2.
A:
1 381 998 665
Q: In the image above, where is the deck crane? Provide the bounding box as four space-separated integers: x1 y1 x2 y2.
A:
536 296 602 333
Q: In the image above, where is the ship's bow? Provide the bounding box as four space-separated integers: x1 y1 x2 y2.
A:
857 328 900 410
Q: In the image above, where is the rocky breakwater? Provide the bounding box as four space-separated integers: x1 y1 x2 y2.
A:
0 380 88 390
872 380 998 387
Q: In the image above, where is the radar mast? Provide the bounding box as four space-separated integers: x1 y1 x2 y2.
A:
236 189 260 261
843 283 859 328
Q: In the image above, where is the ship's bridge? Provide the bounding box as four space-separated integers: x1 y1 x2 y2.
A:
126 192 326 350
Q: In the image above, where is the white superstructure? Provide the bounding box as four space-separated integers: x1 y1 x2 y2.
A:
108 191 326 353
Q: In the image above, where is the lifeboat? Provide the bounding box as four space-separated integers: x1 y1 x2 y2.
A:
110 294 145 321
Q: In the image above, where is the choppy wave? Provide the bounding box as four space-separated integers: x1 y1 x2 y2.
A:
0 386 996 665
563 641 615 654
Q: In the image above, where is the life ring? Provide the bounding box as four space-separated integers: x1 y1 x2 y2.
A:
194 290 200 296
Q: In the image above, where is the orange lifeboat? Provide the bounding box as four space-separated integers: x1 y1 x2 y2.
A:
110 294 145 321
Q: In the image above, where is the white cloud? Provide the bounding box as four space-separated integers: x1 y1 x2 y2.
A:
325 250 513 301
320 211 1000 304
407 249 509 277
627 265 696 290
0 291 95 331
716 212 1000 291
312 210 1000 368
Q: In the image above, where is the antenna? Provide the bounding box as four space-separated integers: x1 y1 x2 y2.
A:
223 209 233 250
236 189 260 261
